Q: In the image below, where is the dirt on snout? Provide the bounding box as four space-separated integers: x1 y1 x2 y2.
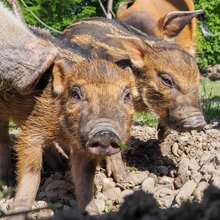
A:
0 121 220 219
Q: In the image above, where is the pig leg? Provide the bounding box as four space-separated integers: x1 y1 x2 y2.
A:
106 152 127 183
157 122 171 143
71 149 98 213
10 136 43 220
0 119 13 185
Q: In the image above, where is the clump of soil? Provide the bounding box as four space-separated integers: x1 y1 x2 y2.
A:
0 121 220 219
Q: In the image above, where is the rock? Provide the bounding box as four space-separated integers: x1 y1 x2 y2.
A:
191 171 202 184
154 188 174 208
93 199 105 213
193 182 209 201
158 176 174 185
188 159 200 171
102 178 115 191
172 142 179 156
103 187 122 203
141 177 155 193
124 171 148 186
175 180 197 205
178 156 189 175
211 174 220 187
200 163 216 175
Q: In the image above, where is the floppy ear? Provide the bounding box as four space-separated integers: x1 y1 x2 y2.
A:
160 10 203 39
107 35 154 68
125 67 139 97
52 59 72 95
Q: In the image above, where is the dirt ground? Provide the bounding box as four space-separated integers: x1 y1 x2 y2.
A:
0 121 220 219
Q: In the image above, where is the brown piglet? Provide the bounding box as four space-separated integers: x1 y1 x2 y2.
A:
6 59 137 219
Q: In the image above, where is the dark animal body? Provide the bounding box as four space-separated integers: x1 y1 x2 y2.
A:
0 8 138 218
116 0 203 56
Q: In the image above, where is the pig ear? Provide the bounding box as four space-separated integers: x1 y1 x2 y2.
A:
124 67 139 97
107 35 154 68
160 10 203 39
52 59 72 95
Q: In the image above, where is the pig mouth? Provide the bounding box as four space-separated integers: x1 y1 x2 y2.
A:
167 113 206 131
86 130 121 156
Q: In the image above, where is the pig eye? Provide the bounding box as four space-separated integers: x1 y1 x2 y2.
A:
123 87 131 104
160 74 174 87
71 85 83 101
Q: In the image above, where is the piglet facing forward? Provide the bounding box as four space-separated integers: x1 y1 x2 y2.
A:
10 59 137 218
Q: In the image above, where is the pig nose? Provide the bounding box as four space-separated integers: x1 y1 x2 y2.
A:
179 112 206 130
86 131 121 156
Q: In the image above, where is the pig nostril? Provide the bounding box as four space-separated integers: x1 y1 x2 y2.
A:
111 142 119 149
90 143 99 148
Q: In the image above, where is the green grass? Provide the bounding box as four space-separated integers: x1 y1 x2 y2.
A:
133 112 158 127
200 78 220 123
133 78 220 127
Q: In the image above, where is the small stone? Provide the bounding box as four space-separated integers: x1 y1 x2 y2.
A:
93 199 105 213
211 174 220 187
102 178 115 191
103 187 122 202
158 176 174 185
193 182 209 202
141 177 155 193
172 142 179 157
191 170 202 183
178 156 189 175
95 192 107 201
175 180 197 205
200 163 216 175
154 188 174 208
188 159 200 171
125 171 148 185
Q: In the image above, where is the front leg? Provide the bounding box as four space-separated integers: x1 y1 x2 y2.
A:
10 135 43 220
0 119 13 185
71 149 98 212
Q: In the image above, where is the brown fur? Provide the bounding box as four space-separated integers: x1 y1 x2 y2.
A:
59 17 205 184
116 0 199 56
3 59 137 218
59 18 205 133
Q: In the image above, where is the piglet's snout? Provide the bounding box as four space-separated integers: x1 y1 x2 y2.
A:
86 130 121 156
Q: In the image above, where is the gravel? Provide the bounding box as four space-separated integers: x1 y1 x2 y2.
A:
0 121 220 219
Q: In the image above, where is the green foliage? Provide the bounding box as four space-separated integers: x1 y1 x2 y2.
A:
1 0 219 65
1 0 121 31
200 79 220 122
194 0 220 67
134 112 158 127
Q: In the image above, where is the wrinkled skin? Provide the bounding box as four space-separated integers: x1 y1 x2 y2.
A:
3 59 137 220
